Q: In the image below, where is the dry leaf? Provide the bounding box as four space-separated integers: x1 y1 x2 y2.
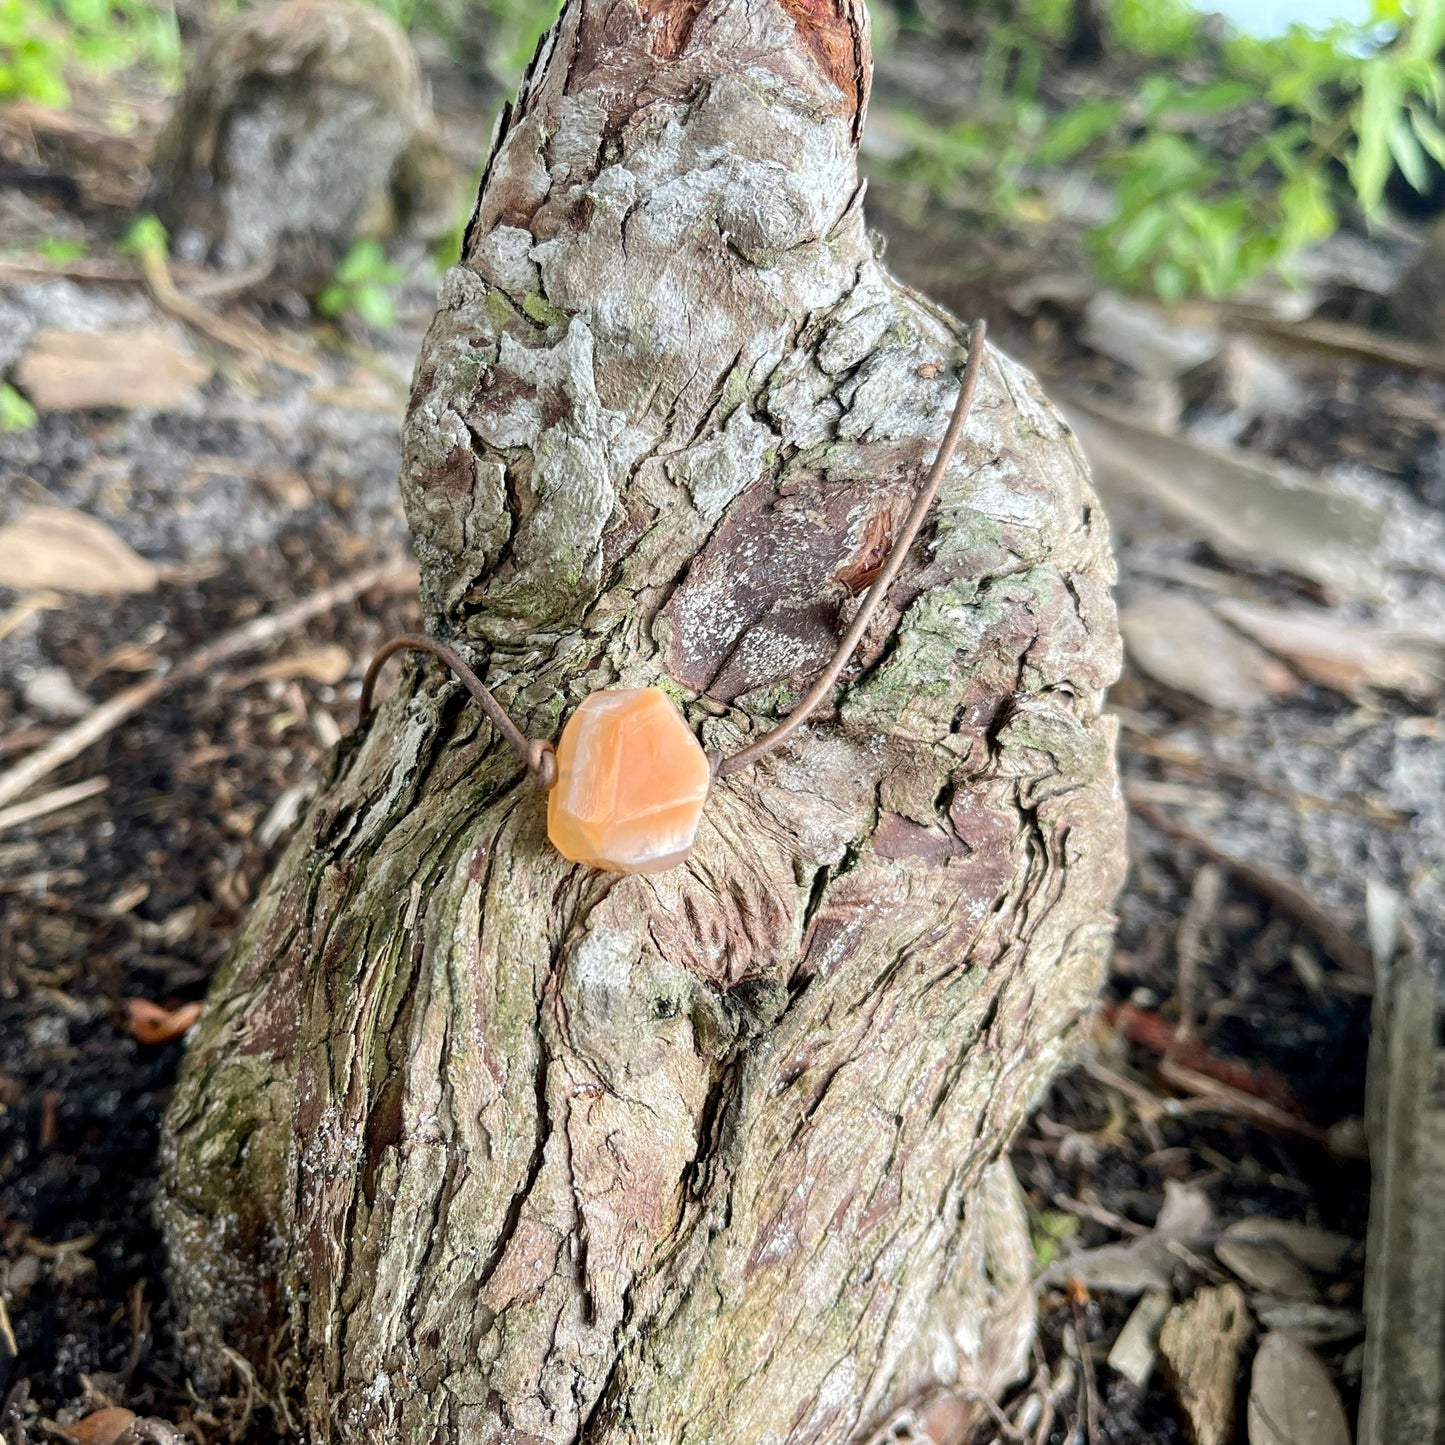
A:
1063 400 1386 601
1220 1219 1353 1276
1213 599 1441 703
0 506 158 595
124 998 202 1045
1247 1331 1351 1445
1159 1284 1253 1445
1217 1238 1318 1301
68 1407 138 1444
16 326 213 411
255 643 352 685
1122 592 1299 711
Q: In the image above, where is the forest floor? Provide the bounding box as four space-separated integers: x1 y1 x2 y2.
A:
2 16 1443 1445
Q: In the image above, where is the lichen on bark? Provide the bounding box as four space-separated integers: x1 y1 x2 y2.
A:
159 3 1127 1441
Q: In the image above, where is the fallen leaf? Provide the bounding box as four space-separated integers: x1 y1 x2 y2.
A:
255 643 352 685
16 325 213 411
0 506 158 595
1159 1284 1253 1445
1220 1219 1353 1276
1213 599 1441 703
1253 1300 1364 1347
1216 1238 1318 1301
1247 1331 1351 1445
1063 399 1387 601
1157 1180 1215 1238
68 1407 138 1444
1122 592 1299 711
124 998 202 1045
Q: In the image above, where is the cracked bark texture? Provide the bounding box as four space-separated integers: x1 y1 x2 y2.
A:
159 2 1126 1441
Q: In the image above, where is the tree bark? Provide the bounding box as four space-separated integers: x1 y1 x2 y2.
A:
159 3 1126 1441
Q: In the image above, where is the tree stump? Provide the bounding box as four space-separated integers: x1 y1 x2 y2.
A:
159 3 1126 1441
152 0 460 274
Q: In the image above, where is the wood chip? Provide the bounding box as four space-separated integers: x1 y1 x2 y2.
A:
1122 593 1299 711
1108 1288 1173 1390
254 643 352 685
1214 598 1441 703
124 998 203 1046
1247 1331 1351 1445
16 325 213 411
67 1407 139 1444
1159 1284 1253 1445
0 506 158 595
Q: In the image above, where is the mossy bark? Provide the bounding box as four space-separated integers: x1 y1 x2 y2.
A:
159 3 1126 1441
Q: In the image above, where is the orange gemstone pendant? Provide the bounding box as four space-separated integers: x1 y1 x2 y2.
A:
546 687 712 874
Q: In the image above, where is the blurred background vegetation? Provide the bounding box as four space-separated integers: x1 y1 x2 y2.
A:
5 0 1445 306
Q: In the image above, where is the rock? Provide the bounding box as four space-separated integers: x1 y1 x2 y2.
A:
152 0 462 275
1081 290 1221 379
15 325 212 412
22 667 92 720
1389 214 1445 342
547 688 712 874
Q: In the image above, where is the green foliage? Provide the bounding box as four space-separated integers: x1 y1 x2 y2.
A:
37 234 87 263
317 239 405 329
893 0 1445 303
0 382 37 433
118 210 168 261
1029 1208 1079 1269
0 0 179 106
369 0 562 80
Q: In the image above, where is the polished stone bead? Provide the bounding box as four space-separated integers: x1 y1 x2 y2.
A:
546 687 711 874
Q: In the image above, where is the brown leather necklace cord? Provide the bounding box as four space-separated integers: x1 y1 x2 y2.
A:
716 317 986 777
359 635 558 788
358 319 987 790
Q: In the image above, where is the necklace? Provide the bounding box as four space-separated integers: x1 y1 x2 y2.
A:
359 321 986 875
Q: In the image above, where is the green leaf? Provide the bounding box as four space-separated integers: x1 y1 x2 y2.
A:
1405 0 1445 61
1388 113 1433 192
352 282 398 330
1038 99 1122 164
1409 103 1445 166
315 283 348 320
0 382 37 433
1153 259 1189 305
119 213 168 260
1351 63 1403 214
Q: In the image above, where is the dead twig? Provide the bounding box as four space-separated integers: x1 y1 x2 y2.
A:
1175 863 1223 1042
1069 1291 1102 1445
1129 796 1375 978
1231 307 1445 381
0 560 416 814
136 245 318 377
1116 713 1409 827
0 776 109 836
1158 1060 1330 1143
